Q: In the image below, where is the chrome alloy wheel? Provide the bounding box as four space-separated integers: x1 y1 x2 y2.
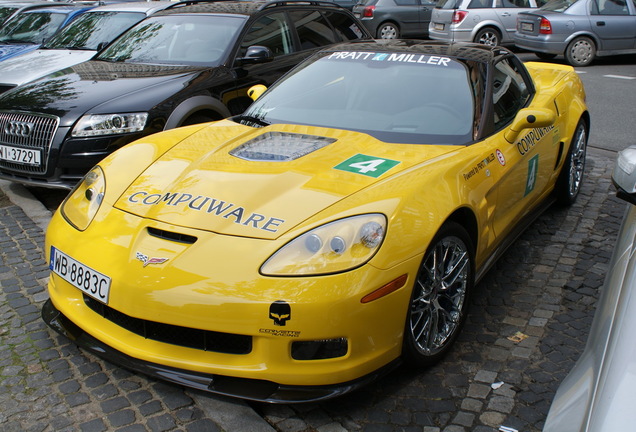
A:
409 235 470 356
568 122 587 198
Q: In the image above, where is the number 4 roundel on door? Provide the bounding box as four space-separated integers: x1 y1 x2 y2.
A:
334 154 401 178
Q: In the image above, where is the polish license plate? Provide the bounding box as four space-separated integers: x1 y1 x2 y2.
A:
0 144 41 166
50 246 111 304
434 23 445 31
521 22 533 32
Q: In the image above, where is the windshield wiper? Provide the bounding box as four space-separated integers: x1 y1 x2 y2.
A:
234 114 270 127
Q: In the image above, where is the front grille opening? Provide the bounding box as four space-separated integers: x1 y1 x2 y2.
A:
147 227 197 244
83 295 251 355
291 338 348 360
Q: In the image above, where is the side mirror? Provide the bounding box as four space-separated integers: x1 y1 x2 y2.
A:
504 108 556 143
248 84 267 101
236 45 274 66
613 145 636 205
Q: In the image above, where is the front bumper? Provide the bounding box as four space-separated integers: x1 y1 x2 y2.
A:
43 299 400 403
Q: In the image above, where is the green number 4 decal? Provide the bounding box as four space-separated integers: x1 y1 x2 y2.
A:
524 154 539 196
335 154 400 178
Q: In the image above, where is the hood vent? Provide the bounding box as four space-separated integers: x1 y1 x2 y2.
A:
230 131 335 162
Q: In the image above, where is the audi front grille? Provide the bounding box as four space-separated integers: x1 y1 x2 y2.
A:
0 111 60 175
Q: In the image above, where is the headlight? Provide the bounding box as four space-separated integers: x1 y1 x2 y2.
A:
261 214 386 276
72 112 148 137
61 166 105 231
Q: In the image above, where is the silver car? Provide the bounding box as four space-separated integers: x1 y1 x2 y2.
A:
543 146 636 431
514 0 636 67
428 0 544 46
352 0 436 39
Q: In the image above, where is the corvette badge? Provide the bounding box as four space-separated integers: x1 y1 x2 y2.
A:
136 252 169 267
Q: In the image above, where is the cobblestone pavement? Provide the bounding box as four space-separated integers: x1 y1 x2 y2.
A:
0 148 624 432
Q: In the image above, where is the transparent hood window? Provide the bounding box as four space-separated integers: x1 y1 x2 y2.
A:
242 51 475 145
44 11 145 50
0 11 67 44
97 15 245 65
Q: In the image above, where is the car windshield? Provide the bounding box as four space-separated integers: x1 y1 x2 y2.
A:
242 51 475 145
0 11 67 44
540 0 579 11
0 6 19 23
43 11 145 50
97 15 245 66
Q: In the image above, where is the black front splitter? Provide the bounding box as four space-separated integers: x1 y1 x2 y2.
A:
42 299 400 403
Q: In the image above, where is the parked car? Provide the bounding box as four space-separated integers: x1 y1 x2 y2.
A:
352 0 436 39
543 145 636 431
514 0 636 67
0 1 53 28
0 2 96 62
428 0 545 47
41 40 588 403
0 1 174 96
0 0 370 189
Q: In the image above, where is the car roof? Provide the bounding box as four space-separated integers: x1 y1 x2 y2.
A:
155 0 349 17
321 39 507 64
77 1 175 14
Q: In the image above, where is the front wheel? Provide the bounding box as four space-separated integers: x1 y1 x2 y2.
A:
555 119 588 206
377 22 399 39
403 222 474 366
565 37 596 67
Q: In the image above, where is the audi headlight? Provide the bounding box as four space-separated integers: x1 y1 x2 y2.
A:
61 166 105 231
72 113 148 137
261 214 386 276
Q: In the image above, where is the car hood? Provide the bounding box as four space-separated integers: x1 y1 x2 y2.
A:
0 49 95 86
0 43 38 61
114 123 460 240
0 60 206 124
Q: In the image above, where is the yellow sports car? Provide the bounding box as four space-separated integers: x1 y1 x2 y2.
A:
42 40 588 402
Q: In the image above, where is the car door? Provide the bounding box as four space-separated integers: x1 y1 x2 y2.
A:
494 0 537 41
487 56 561 239
391 0 425 36
590 0 636 51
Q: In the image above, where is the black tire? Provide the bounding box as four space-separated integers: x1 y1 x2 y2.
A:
565 36 596 67
536 52 557 60
377 22 399 39
403 221 474 367
180 113 215 127
474 27 501 47
555 119 588 206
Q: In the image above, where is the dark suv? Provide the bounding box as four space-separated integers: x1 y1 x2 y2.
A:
0 0 370 189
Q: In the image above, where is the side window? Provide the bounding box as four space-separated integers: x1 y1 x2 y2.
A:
492 57 530 130
240 12 293 57
288 10 336 50
322 11 367 40
468 0 491 9
595 0 629 15
498 0 531 7
395 0 418 5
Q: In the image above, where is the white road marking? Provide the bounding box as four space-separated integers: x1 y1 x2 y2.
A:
603 74 636 80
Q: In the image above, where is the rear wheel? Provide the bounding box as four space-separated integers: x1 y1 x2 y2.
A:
474 27 501 47
377 22 399 39
403 222 473 366
565 36 595 67
555 119 588 205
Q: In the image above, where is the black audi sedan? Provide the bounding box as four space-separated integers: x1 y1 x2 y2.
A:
0 0 370 189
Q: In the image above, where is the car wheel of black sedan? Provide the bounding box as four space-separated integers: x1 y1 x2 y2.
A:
474 27 500 47
565 36 596 67
377 22 399 39
556 119 588 205
403 221 473 366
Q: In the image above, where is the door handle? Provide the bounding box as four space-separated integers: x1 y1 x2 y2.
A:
596 21 606 26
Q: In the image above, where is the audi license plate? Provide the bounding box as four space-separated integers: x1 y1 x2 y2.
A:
0 144 41 166
50 246 112 304
521 22 533 32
